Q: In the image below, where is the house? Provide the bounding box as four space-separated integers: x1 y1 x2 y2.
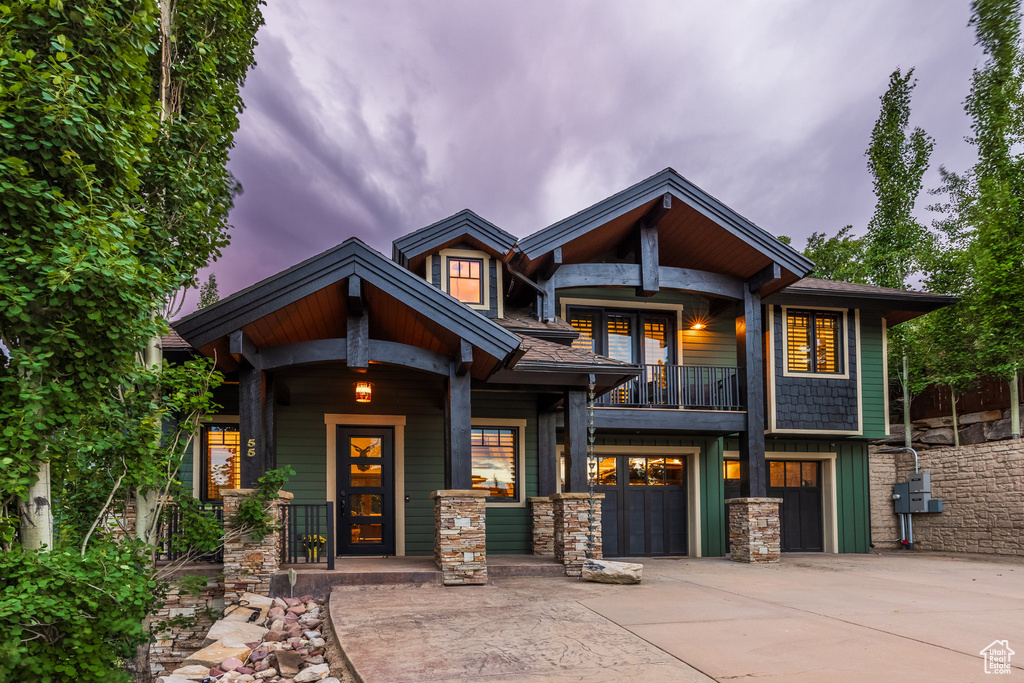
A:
169 168 953 565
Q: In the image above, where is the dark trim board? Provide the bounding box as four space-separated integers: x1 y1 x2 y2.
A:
555 408 747 434
174 239 520 360
517 168 813 277
256 338 452 376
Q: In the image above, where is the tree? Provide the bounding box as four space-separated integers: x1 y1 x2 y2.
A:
964 0 1024 438
861 68 934 446
198 273 221 309
801 226 869 283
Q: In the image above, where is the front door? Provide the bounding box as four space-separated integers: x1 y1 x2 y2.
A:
596 455 687 557
768 460 823 552
336 426 395 555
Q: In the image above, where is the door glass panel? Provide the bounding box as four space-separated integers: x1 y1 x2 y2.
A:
769 461 785 487
350 523 383 544
665 458 684 486
606 315 634 362
349 494 383 517
647 458 666 485
724 460 741 481
801 462 818 487
598 457 617 485
786 461 801 487
628 458 647 485
351 437 381 458
643 318 670 366
350 463 382 487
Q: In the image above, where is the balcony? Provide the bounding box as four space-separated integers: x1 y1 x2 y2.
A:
596 364 743 411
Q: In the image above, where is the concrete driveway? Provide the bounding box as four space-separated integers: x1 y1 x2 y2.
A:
328 553 1024 682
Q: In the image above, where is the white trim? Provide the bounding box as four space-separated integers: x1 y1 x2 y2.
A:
882 316 890 437
193 415 239 500
556 444 703 558
780 305 850 379
424 255 433 284
324 414 408 556
724 450 840 554
471 418 527 508
559 296 685 364
439 248 491 312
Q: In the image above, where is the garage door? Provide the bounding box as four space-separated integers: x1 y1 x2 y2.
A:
595 455 687 557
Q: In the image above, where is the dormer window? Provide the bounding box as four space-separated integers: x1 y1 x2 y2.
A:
448 257 483 305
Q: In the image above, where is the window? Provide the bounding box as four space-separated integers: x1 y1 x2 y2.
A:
202 424 240 501
786 309 841 373
471 427 518 501
566 306 675 365
447 257 483 305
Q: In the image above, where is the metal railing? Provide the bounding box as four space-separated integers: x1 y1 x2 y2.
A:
280 502 335 570
157 503 224 563
596 364 744 410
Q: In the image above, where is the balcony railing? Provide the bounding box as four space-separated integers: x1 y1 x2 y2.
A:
596 364 743 410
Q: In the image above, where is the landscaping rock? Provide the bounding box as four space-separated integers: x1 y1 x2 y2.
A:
959 422 987 445
250 647 269 662
276 650 304 676
171 665 211 678
221 656 244 671
156 676 194 683
205 619 268 647
237 666 255 675
255 669 278 679
310 637 326 648
304 654 325 665
268 606 285 620
183 642 252 669
321 679 341 683
273 597 289 609
987 418 1013 441
581 559 643 584
302 630 321 640
287 604 306 616
265 629 286 642
921 428 954 445
282 597 301 607
208 668 225 677
294 663 331 682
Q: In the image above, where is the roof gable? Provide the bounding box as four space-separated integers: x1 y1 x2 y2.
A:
392 209 517 267
516 168 813 284
174 238 521 362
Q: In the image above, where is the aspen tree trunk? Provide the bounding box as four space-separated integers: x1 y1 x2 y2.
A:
19 461 53 551
951 388 959 448
903 354 913 448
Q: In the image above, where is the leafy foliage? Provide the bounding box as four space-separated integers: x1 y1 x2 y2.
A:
198 273 220 308
802 226 869 283
0 544 159 682
231 466 295 540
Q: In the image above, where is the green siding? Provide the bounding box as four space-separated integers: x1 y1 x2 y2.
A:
859 311 888 439
555 286 736 366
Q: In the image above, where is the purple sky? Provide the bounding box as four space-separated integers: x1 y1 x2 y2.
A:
188 1 985 313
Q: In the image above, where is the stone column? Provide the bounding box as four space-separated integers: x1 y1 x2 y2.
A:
432 490 487 585
528 497 555 555
725 497 782 563
220 489 293 601
551 492 604 577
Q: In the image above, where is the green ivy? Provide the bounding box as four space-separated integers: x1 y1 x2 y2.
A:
231 466 294 540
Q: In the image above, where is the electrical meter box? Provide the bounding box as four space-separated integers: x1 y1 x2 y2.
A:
927 499 944 513
893 482 910 514
908 472 931 493
909 491 932 513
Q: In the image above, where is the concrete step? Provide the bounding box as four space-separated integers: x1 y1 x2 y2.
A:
272 568 440 597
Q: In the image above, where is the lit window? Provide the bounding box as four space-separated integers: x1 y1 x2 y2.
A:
204 425 240 501
786 310 841 373
569 311 597 353
471 428 517 500
448 258 483 304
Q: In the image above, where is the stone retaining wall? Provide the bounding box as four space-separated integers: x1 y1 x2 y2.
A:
870 440 1024 555
869 450 901 549
528 497 554 555
220 489 291 602
725 497 782 563
432 489 488 585
150 568 225 680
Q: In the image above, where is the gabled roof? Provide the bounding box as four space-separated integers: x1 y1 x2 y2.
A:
174 238 521 364
515 168 813 292
769 277 958 325
392 209 518 267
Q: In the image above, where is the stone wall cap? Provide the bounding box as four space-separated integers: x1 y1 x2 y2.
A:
725 497 784 504
527 496 554 503
219 488 294 500
550 493 606 500
431 489 489 498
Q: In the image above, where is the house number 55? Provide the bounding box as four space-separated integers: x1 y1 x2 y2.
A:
246 438 256 457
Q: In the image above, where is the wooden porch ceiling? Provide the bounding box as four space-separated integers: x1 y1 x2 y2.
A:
528 196 800 298
201 279 499 379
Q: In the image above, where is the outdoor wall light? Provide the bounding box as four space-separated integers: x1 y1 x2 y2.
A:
354 381 373 403
690 322 706 330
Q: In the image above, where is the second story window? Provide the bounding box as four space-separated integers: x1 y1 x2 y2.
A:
786 310 841 374
447 257 483 305
567 306 674 366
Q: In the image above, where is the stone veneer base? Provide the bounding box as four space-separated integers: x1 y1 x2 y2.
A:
726 497 782 563
432 490 488 585
551 493 604 577
528 497 555 556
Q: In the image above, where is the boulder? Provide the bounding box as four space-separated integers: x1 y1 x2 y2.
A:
294 664 331 682
183 642 252 669
987 418 1013 441
919 416 953 429
960 409 1003 426
581 559 643 584
959 422 987 445
920 428 954 445
205 619 269 647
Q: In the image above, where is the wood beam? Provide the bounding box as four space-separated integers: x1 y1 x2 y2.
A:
537 411 558 496
239 365 266 488
747 262 781 294
455 339 473 377
346 314 368 370
258 338 449 375
548 263 744 300
229 329 260 368
617 192 672 259
736 288 767 497
636 221 659 297
445 361 472 489
539 247 562 281
347 275 364 317
563 389 588 493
